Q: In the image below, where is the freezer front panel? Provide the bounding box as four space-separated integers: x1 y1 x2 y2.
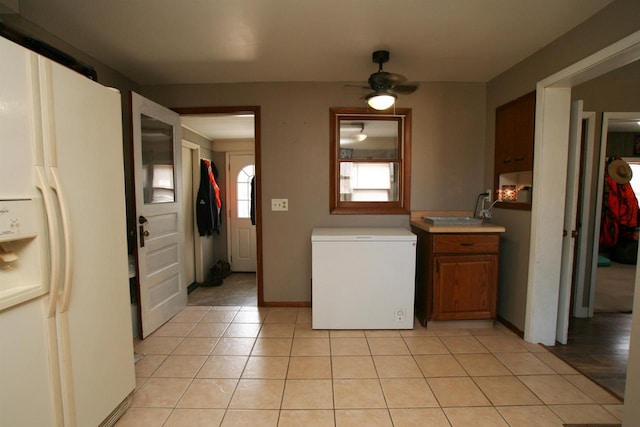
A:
312 234 416 329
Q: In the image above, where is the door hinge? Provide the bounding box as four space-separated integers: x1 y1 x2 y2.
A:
563 229 578 238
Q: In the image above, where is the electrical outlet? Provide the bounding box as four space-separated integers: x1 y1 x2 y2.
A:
485 189 492 203
271 198 288 211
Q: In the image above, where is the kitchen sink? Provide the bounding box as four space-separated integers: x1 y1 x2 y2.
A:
424 216 483 226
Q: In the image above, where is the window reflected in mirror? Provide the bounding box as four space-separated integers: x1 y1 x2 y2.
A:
330 108 411 214
340 162 399 202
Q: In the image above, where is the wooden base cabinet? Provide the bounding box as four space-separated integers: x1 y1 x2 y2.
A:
412 228 499 325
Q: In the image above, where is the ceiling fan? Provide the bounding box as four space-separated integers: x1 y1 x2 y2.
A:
358 50 419 110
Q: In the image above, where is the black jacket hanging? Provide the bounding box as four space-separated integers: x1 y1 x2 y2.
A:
196 159 215 236
250 176 256 226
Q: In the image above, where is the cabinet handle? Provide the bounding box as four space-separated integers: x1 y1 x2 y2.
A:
460 242 474 247
515 156 525 161
503 159 511 163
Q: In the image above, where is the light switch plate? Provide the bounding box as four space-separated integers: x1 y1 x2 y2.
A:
271 198 288 211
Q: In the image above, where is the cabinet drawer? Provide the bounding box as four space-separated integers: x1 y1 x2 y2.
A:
432 234 499 254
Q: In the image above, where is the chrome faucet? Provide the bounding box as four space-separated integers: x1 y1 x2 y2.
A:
473 192 489 218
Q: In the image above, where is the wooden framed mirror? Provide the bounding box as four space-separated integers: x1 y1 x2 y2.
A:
330 108 411 214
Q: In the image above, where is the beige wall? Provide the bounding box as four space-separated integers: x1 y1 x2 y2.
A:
141 82 486 302
486 0 640 331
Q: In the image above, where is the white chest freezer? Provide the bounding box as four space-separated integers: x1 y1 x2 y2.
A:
311 227 416 329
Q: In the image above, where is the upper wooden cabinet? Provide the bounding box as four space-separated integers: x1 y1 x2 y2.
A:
494 91 535 210
494 91 535 174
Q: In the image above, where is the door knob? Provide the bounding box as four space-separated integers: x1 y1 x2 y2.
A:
143 230 150 237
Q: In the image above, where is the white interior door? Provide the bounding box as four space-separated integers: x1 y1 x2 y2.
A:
132 92 186 338
228 153 257 272
572 111 596 318
556 100 584 344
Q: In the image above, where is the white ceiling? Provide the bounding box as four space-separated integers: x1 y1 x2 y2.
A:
13 0 613 86
609 119 640 133
181 114 255 140
6 0 620 140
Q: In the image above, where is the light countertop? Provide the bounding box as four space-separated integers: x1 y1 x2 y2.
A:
410 210 506 234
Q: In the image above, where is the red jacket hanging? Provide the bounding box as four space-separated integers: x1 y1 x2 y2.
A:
204 159 222 212
600 171 639 248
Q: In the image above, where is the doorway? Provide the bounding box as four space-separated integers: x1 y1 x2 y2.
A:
526 29 640 421
175 106 262 306
590 114 640 316
546 93 640 398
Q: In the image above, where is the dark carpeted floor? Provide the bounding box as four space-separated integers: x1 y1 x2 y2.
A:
547 313 631 400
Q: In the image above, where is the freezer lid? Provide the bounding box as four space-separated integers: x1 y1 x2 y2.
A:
311 227 416 242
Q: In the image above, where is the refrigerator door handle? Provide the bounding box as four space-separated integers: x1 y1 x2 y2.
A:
35 166 62 318
49 167 74 314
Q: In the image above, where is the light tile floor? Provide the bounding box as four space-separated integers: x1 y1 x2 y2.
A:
116 306 624 427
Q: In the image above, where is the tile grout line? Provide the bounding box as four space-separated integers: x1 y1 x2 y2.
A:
126 306 626 426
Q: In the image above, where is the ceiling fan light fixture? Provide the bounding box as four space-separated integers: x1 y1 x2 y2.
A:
354 133 368 142
366 91 397 110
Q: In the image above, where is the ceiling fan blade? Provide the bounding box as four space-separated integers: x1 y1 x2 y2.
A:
390 83 419 94
369 71 407 89
384 72 407 85
344 84 370 90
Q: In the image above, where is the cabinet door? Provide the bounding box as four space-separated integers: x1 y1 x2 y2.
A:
513 91 535 171
495 91 536 175
433 254 497 320
495 103 516 173
412 227 431 326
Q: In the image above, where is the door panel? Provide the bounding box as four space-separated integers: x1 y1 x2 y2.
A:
132 92 185 338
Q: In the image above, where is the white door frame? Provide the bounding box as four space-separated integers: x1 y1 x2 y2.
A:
182 139 204 283
524 28 640 425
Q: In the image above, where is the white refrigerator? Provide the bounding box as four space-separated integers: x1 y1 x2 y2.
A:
0 35 136 426
312 227 416 329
